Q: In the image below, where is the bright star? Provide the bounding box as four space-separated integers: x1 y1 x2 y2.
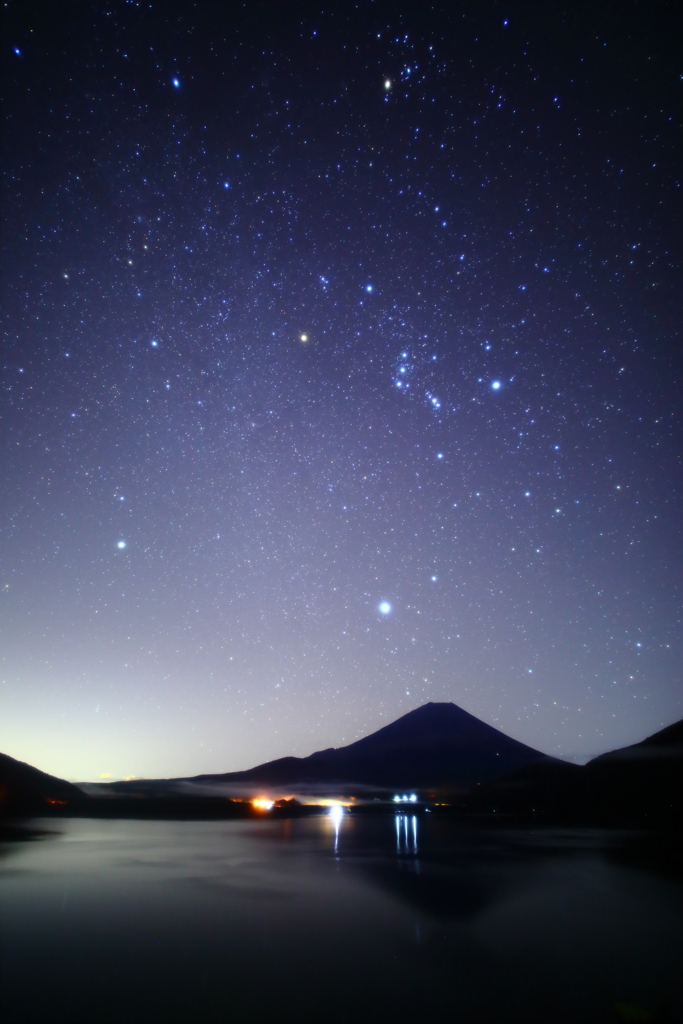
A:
378 601 392 615
491 380 502 390
300 334 308 342
117 541 127 549
384 79 391 90
172 78 180 88
436 452 444 459
365 284 373 292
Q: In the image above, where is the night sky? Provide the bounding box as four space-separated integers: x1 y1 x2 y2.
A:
2 2 681 782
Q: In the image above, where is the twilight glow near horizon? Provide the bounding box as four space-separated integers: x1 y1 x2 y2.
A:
1 3 680 782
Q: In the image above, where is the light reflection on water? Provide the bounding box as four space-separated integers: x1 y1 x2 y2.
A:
328 804 343 854
395 813 418 856
0 815 681 1024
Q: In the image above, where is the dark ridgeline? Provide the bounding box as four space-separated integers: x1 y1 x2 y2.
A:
0 753 86 815
187 701 556 788
465 719 683 828
586 718 683 826
1 703 681 827
0 751 254 821
591 717 683 762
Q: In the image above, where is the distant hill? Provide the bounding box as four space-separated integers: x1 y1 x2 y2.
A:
582 718 683 825
464 718 683 827
590 718 683 761
183 702 558 789
0 753 86 815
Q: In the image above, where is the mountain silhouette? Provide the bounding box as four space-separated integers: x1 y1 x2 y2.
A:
2 708 680 826
464 717 683 827
0 752 86 815
583 718 683 825
590 718 683 762
186 701 558 788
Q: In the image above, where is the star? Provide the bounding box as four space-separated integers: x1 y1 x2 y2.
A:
4 1 677 783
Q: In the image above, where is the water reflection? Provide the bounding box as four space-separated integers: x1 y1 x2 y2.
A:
395 813 418 856
1 817 681 1024
0 823 62 852
328 805 343 854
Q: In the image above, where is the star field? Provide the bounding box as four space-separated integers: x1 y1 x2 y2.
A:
1 2 681 780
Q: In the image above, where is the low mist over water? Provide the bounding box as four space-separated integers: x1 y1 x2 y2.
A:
1 815 680 1023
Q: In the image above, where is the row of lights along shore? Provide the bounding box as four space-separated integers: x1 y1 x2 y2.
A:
251 795 419 812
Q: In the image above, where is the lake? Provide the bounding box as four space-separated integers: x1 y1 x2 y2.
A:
1 814 681 1023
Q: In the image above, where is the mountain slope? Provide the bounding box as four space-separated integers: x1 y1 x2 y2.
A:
187 702 558 788
583 718 683 825
464 717 683 827
590 718 683 762
0 753 86 815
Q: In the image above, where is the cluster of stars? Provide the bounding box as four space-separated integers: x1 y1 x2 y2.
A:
1 3 680 780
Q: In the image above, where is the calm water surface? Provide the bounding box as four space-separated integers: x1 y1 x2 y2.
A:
0 815 681 1023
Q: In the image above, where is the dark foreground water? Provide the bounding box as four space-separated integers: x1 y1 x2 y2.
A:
0 815 681 1024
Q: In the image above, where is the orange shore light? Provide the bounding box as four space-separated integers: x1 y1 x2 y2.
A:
252 797 274 811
